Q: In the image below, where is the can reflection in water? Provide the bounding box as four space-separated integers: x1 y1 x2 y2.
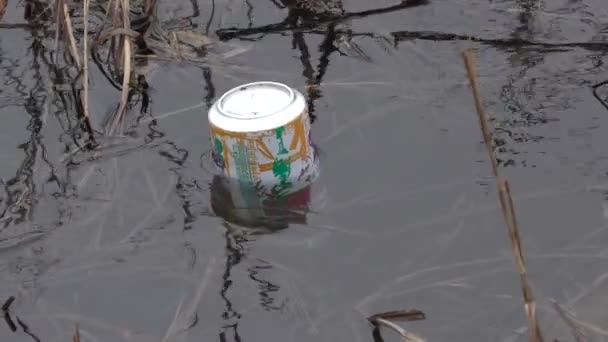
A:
210 171 316 231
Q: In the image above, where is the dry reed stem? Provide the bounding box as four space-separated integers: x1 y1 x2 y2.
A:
107 0 133 134
73 323 80 342
461 48 544 342
461 50 498 177
83 0 91 121
60 0 81 68
0 0 7 23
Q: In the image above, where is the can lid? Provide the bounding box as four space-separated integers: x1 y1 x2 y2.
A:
218 82 295 119
208 81 307 133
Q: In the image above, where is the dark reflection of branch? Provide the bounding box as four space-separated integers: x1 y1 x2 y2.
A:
205 0 216 35
215 0 429 40
0 25 64 228
219 228 246 342
244 0 254 28
203 67 216 109
291 31 319 122
371 326 385 342
592 80 608 111
493 1 545 169
315 24 338 88
513 0 537 41
189 0 200 18
269 0 285 9
16 317 41 342
392 30 608 51
248 261 284 311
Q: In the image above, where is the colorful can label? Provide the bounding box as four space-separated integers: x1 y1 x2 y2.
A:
210 111 317 198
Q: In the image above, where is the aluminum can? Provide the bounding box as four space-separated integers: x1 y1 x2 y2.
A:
208 81 318 198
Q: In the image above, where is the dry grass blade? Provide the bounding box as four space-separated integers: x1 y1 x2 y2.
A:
461 49 497 177
461 48 544 342
0 0 7 23
73 323 80 342
106 0 133 135
60 0 81 68
83 0 91 121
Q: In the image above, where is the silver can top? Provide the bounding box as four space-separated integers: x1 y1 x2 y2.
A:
218 82 295 119
208 81 306 133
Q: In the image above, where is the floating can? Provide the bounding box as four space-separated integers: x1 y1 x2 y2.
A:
208 81 319 198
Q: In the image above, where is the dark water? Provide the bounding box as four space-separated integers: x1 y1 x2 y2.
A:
2 0 608 341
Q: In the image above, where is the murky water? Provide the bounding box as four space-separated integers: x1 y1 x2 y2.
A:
2 0 608 341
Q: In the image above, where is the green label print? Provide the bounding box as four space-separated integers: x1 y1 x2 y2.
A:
272 158 291 181
233 143 252 182
272 157 292 199
275 126 289 155
213 137 225 169
273 125 293 197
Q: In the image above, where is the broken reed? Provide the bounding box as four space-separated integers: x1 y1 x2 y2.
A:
367 309 427 342
461 49 544 342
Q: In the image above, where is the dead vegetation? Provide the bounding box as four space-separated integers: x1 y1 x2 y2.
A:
45 0 223 152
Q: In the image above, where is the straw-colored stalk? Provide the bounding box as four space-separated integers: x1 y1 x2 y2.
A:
118 0 132 119
106 0 132 134
83 0 91 121
0 0 7 23
461 49 544 342
73 324 80 342
60 0 81 68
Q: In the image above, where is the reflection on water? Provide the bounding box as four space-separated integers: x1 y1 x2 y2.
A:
210 169 316 232
2 0 608 340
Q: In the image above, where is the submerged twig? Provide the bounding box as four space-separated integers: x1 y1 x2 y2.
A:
550 300 587 342
368 309 426 323
367 309 426 342
461 49 544 342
